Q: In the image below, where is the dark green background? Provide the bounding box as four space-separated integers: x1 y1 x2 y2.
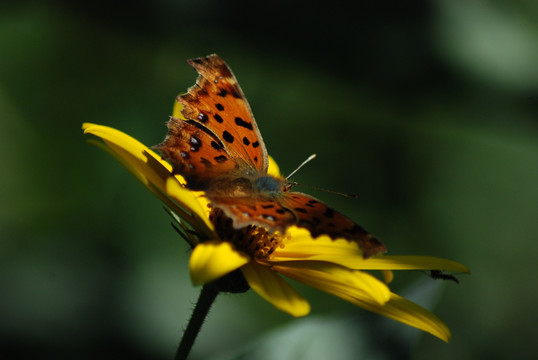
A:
1 1 536 359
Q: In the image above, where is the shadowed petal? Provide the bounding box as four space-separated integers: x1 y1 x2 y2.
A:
353 293 452 343
274 261 450 342
357 255 470 273
272 261 391 306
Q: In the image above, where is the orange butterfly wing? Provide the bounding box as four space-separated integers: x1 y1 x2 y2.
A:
158 54 386 258
209 196 296 232
278 192 386 257
179 54 268 172
156 118 239 189
157 54 268 189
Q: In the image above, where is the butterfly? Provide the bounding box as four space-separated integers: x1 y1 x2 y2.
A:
156 54 386 258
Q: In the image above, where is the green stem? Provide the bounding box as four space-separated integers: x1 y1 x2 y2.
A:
175 285 219 360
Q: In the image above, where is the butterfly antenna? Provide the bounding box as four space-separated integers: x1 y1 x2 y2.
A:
297 184 359 199
286 154 317 180
286 154 358 198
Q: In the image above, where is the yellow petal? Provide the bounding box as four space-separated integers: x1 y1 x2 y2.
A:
357 255 470 273
83 123 174 172
267 156 281 177
85 124 190 218
272 261 391 306
272 227 363 261
272 228 469 274
354 293 452 342
241 262 310 317
275 258 450 341
172 97 188 120
87 137 203 240
86 137 153 187
83 123 213 234
189 241 250 285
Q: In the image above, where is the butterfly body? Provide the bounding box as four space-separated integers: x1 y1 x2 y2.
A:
254 175 286 194
157 54 386 257
202 173 286 199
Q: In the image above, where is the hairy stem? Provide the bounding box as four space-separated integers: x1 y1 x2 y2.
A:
175 285 219 360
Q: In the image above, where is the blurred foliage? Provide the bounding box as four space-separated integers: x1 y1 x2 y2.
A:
0 1 536 359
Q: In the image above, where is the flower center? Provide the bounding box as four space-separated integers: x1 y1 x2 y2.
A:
209 208 283 259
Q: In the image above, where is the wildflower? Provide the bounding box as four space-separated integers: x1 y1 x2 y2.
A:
83 122 469 347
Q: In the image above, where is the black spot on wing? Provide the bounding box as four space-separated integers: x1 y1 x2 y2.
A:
211 141 223 151
223 130 234 143
214 114 224 123
324 207 334 218
235 117 253 130
215 103 224 111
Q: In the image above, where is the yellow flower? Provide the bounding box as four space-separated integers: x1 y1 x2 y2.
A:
83 122 469 343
